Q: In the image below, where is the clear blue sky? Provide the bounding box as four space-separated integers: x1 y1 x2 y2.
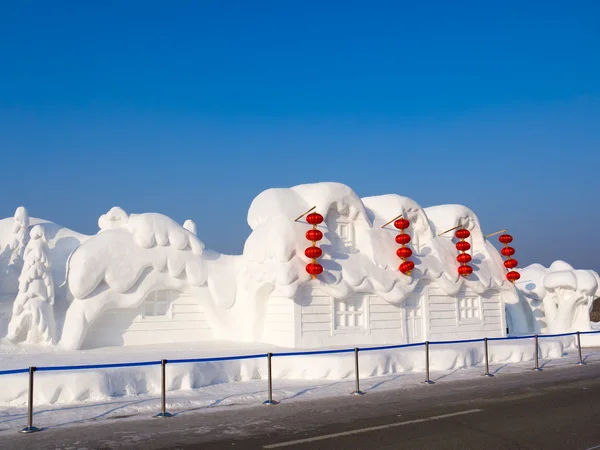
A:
0 1 599 270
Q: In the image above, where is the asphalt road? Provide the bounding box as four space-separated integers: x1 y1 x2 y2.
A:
4 362 600 449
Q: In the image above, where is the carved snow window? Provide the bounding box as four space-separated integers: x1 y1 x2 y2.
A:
457 296 481 323
332 221 355 251
143 290 175 318
333 295 367 332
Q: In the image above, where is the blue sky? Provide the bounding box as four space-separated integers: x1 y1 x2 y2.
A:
0 1 599 270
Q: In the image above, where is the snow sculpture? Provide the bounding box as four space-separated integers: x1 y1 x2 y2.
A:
238 183 517 347
3 207 31 294
0 182 596 352
6 225 56 345
183 219 197 235
516 261 600 335
60 207 211 350
8 206 30 267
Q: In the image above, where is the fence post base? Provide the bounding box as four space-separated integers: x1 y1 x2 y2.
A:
576 331 586 366
531 335 543 371
482 337 494 377
263 353 278 405
19 426 41 434
154 359 173 418
423 341 435 384
351 348 366 396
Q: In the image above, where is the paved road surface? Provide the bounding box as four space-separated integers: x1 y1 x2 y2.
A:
4 363 600 449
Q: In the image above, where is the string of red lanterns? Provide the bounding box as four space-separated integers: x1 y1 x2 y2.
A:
455 228 473 277
305 212 324 279
395 218 414 276
499 233 520 283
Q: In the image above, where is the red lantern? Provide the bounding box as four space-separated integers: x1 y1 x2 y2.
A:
498 233 519 283
456 253 472 264
458 265 473 276
396 247 412 259
305 211 324 279
306 229 323 242
455 228 473 277
456 241 471 252
395 233 411 245
501 246 515 257
399 260 415 275
394 218 410 230
394 217 414 276
506 271 520 282
306 213 324 225
305 247 323 259
455 229 471 239
306 263 324 276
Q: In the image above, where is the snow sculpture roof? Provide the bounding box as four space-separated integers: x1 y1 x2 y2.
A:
241 182 516 304
247 182 371 230
68 207 207 300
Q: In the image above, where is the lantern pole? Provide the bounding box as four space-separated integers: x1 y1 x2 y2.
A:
381 213 403 229
294 206 317 222
437 224 464 237
484 229 508 239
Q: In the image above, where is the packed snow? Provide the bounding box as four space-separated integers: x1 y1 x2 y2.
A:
0 182 598 416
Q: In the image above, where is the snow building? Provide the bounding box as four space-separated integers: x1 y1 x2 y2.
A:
60 207 239 350
240 182 518 349
0 183 545 352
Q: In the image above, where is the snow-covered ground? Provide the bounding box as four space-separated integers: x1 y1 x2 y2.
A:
0 336 592 434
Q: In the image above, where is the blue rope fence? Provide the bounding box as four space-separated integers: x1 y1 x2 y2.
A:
5 329 600 434
1 330 598 377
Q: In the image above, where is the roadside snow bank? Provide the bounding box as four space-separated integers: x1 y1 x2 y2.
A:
0 338 569 407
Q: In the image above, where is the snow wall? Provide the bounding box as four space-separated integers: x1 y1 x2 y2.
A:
0 182 598 351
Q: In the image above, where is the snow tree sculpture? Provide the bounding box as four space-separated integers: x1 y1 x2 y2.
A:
8 206 30 269
542 269 599 334
7 225 56 345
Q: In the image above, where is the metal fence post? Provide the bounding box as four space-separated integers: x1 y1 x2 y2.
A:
423 341 435 384
482 338 494 377
577 331 586 366
351 347 366 395
532 334 542 371
155 359 173 418
20 367 40 434
263 353 279 405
